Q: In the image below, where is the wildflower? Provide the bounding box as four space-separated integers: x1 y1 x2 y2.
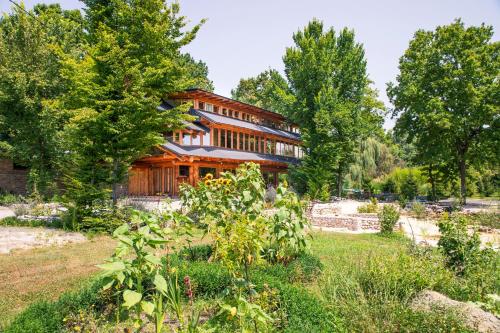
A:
247 254 253 264
170 267 177 274
204 180 211 186
230 307 237 317
73 326 81 332
184 275 193 305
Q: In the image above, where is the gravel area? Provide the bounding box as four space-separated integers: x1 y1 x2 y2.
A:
0 226 87 254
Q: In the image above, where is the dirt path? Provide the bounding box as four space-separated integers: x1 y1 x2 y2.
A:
0 206 15 219
0 227 87 254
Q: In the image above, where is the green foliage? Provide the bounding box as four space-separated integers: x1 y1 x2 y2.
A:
437 213 498 285
357 197 379 213
466 212 500 229
388 19 500 204
231 69 292 115
411 202 426 219
0 192 24 205
378 204 400 234
55 0 206 205
0 216 63 229
3 279 109 333
283 20 385 197
0 3 83 196
267 181 310 262
99 210 194 332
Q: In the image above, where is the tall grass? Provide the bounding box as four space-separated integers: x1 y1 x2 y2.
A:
311 232 489 332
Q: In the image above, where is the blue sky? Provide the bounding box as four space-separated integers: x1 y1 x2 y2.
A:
2 0 499 128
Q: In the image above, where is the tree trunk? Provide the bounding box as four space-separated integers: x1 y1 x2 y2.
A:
428 164 436 202
458 157 467 205
111 159 119 207
337 167 343 197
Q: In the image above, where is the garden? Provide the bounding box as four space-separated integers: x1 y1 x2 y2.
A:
1 163 498 333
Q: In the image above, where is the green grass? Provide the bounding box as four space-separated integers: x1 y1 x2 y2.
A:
309 231 492 332
3 231 494 332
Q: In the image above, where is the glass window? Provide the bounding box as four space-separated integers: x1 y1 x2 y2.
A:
234 111 239 118
249 136 255 151
239 133 244 150
260 137 265 153
182 133 191 145
222 108 228 116
198 101 204 110
227 131 232 149
229 110 233 117
199 167 216 179
179 165 189 177
245 134 249 151
192 133 200 145
203 131 210 146
214 106 219 113
213 128 219 146
174 132 180 143
233 131 238 149
205 103 213 112
220 129 226 148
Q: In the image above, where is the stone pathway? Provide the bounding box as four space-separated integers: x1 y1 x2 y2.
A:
0 226 86 254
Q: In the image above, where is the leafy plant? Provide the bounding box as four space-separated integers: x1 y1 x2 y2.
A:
411 201 426 219
378 204 400 234
437 213 496 278
357 197 379 213
267 180 310 263
99 210 194 333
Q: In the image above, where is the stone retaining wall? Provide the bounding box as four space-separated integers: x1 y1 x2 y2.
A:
312 215 381 231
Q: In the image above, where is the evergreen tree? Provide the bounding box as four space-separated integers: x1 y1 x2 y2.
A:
57 0 205 206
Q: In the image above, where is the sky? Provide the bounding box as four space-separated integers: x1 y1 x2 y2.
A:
2 0 499 128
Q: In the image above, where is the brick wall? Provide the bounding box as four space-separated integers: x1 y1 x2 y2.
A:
0 159 27 194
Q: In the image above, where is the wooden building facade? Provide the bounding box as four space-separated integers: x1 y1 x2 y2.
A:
128 89 302 196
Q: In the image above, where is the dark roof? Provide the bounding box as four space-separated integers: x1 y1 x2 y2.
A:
190 109 301 141
183 88 287 121
161 141 299 164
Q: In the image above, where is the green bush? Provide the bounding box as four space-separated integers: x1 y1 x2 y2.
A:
259 252 323 283
378 204 400 234
0 192 24 205
357 197 378 213
0 216 63 228
411 201 426 219
467 212 500 229
178 244 213 261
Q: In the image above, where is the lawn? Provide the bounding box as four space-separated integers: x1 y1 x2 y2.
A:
0 236 117 327
1 230 495 332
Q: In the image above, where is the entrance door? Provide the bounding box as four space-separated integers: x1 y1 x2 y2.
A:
151 166 174 196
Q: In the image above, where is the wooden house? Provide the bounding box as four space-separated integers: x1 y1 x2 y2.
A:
128 89 303 196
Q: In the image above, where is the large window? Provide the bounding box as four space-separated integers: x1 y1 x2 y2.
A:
199 167 216 179
220 129 226 148
245 134 249 151
192 133 200 145
205 103 213 112
239 133 244 150
227 130 232 149
213 128 219 146
182 133 191 145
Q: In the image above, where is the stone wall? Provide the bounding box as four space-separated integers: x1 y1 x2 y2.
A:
0 159 28 194
312 215 381 231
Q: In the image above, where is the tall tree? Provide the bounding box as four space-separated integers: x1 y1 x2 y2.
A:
179 53 214 92
231 69 292 115
388 20 499 204
283 20 383 197
0 4 83 195
57 0 204 206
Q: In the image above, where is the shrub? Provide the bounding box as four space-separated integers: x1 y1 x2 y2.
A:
0 192 24 205
411 201 426 219
357 197 378 213
437 213 497 279
378 204 400 234
467 212 500 229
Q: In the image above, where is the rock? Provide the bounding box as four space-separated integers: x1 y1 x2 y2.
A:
410 290 500 333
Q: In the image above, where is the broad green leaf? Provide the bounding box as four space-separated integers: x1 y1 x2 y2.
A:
141 301 155 315
153 274 168 294
144 254 161 266
97 261 125 272
123 290 142 308
113 224 129 237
